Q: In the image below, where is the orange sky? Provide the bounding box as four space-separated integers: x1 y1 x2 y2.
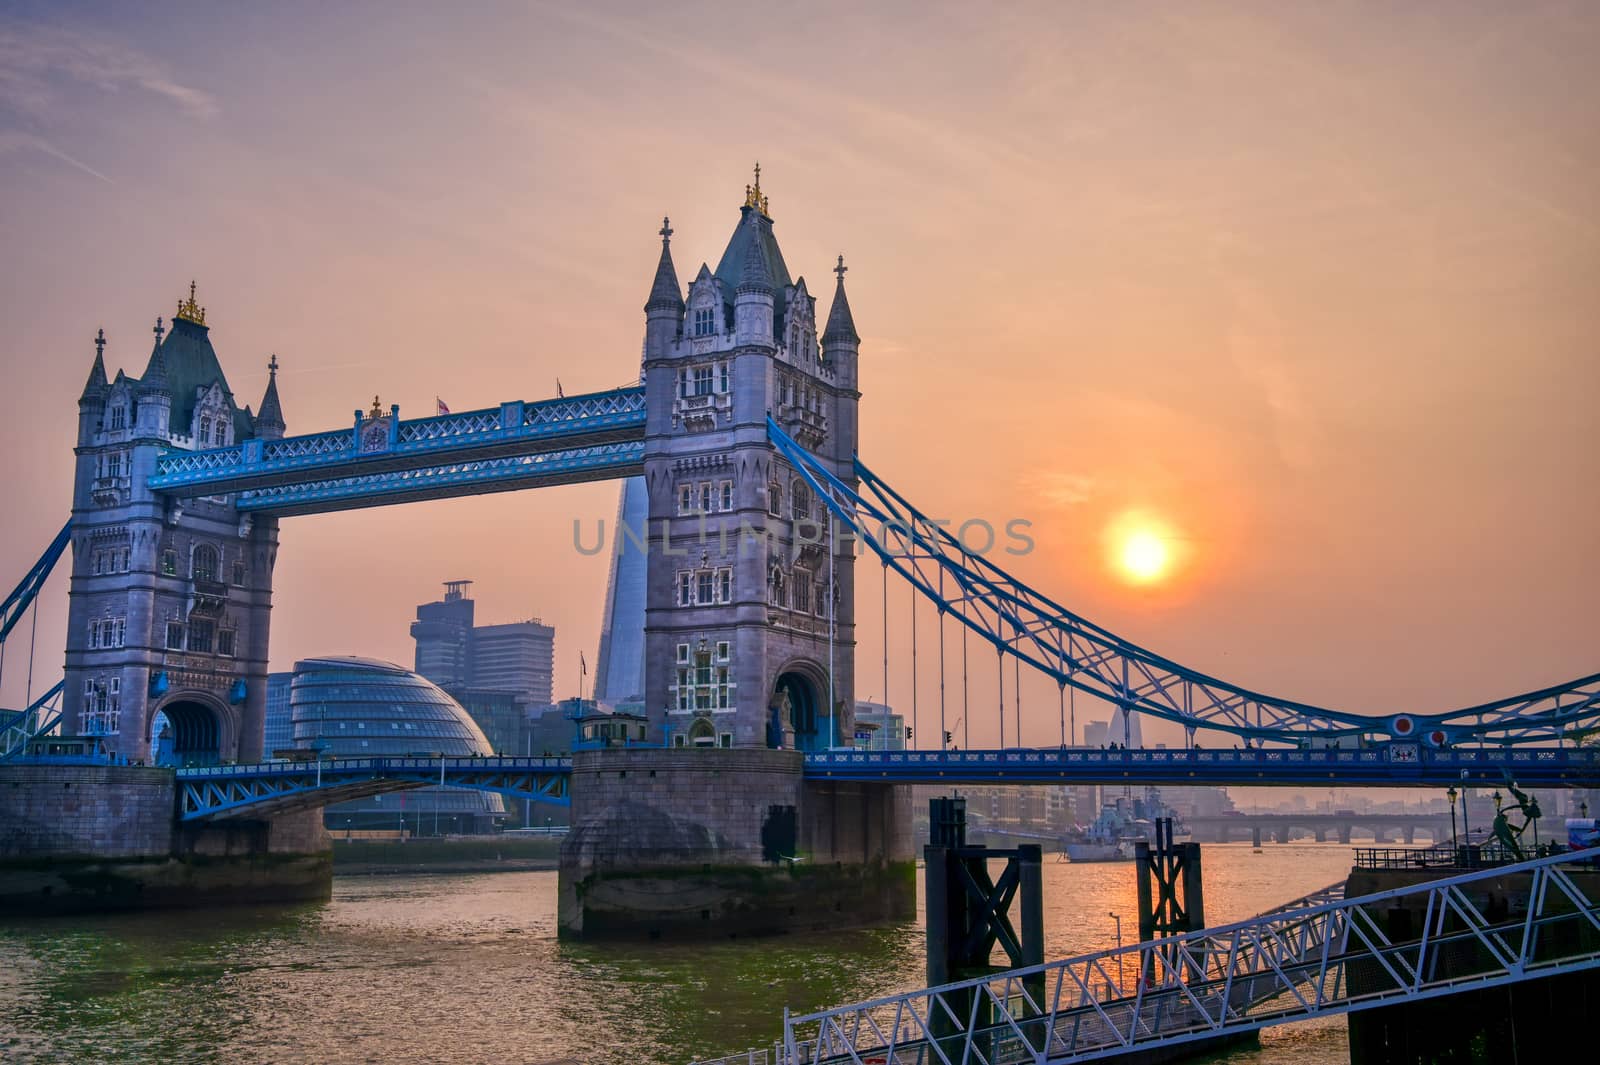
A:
1 3 1595 749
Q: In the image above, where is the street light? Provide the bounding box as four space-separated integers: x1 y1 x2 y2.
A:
1108 911 1125 990
1447 787 1459 851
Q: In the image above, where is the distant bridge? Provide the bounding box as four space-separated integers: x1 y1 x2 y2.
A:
1187 812 1453 845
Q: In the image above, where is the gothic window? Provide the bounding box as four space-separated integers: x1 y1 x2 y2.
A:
767 481 782 517
217 420 230 446
692 366 714 396
109 406 126 431
93 552 105 576
104 452 123 479
231 561 246 586
717 568 732 604
166 621 185 649
718 362 730 392
790 480 811 521
199 417 211 445
188 619 214 654
161 550 177 576
217 629 236 658
719 480 733 511
192 544 219 582
694 307 716 336
678 484 694 515
793 570 811 613
697 570 714 605
815 581 828 617
716 640 730 661
677 572 692 607
698 482 712 512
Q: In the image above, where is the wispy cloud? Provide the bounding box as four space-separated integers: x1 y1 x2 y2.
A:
0 19 218 122
1024 470 1098 508
0 130 110 181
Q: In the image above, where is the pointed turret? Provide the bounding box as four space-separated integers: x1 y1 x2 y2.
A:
823 255 859 346
645 217 684 312
139 317 169 395
644 217 684 360
256 354 286 439
136 317 172 437
80 329 109 402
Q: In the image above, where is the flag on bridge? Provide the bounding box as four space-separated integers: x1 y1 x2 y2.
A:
436 397 450 415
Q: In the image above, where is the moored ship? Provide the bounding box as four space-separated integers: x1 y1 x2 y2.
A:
1063 788 1191 862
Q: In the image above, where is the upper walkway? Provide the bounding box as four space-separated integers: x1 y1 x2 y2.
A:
146 386 645 515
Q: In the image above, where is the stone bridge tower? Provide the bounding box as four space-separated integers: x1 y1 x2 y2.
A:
563 173 910 940
640 168 862 752
65 287 282 765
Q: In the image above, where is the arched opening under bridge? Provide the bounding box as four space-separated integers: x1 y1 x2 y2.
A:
151 698 224 767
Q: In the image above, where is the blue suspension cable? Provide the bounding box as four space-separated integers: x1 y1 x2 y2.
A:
910 579 918 749
938 569 947 752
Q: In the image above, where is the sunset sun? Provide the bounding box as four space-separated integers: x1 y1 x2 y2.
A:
1106 512 1181 587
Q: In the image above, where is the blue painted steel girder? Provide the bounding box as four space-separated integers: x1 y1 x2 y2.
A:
176 755 571 820
230 440 642 516
148 386 645 498
802 745 1600 788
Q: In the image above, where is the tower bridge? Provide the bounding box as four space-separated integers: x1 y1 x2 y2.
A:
3 170 1597 925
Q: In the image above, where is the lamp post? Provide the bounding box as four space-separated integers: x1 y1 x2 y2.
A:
1447 786 1459 851
1108 911 1125 990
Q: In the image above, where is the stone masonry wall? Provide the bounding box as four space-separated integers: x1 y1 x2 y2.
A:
0 764 174 859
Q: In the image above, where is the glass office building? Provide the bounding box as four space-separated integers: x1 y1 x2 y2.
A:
289 656 505 835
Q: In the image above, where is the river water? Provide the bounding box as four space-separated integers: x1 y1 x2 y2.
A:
0 844 1356 1064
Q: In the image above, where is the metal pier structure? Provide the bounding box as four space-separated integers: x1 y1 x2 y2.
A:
698 847 1600 1065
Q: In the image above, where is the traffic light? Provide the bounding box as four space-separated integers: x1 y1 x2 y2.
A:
944 731 952 745
905 726 913 741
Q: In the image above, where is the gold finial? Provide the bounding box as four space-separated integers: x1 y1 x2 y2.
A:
743 161 770 218
369 395 384 419
175 280 206 325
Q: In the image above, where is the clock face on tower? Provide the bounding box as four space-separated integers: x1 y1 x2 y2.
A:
361 420 389 453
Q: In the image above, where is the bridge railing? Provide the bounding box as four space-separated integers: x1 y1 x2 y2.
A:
772 846 1600 1065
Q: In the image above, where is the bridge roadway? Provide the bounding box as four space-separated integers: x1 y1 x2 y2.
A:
174 743 1599 821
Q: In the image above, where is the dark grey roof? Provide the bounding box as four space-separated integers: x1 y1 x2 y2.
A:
80 345 108 401
257 364 285 431
824 275 859 345
646 234 683 311
714 205 792 319
736 214 773 296
139 317 255 439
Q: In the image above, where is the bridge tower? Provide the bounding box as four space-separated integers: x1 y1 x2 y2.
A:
641 169 860 752
64 289 282 765
562 173 911 938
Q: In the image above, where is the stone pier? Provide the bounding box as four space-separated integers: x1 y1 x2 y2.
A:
559 748 914 938
0 763 331 914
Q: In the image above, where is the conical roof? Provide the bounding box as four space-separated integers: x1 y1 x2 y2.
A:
645 217 684 311
257 355 285 431
823 257 859 345
80 329 108 401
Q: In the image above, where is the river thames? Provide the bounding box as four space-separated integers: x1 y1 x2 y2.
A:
1 844 1356 1064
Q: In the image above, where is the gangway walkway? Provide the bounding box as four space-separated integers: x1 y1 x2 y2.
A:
697 848 1600 1064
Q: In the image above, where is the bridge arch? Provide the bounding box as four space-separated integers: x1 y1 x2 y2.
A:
149 690 234 768
772 658 830 752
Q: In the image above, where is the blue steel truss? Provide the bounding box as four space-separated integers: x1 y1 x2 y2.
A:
1 521 69 643
174 755 571 821
0 681 64 761
231 440 642 516
769 417 1600 748
803 744 1600 789
147 385 646 507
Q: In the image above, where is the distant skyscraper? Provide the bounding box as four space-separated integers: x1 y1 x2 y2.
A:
410 581 555 743
410 579 476 688
264 671 295 754
592 475 648 707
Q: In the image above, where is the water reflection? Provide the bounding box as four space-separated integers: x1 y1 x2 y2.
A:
0 845 1356 1064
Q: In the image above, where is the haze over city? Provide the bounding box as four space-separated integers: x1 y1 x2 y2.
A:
2 1 1595 751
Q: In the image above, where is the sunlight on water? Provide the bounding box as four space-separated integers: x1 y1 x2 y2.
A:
0 844 1356 1064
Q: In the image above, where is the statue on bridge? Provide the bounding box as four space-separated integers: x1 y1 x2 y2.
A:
1490 782 1543 860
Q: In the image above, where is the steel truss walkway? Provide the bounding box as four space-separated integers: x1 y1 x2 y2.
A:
147 386 645 515
175 755 571 820
761 847 1600 1065
802 745 1600 788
